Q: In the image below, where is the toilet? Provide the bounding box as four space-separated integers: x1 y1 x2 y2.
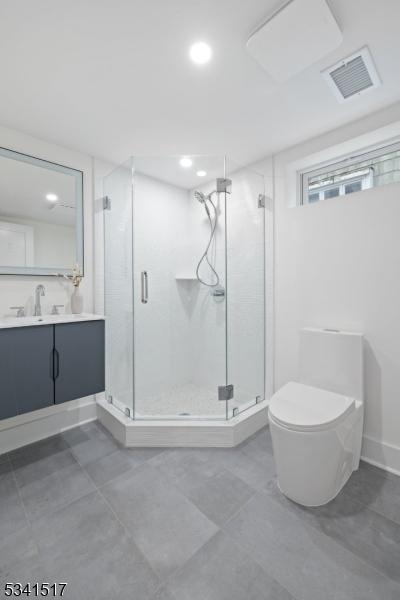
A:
269 328 364 507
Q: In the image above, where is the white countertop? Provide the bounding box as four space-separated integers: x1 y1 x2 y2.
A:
0 313 105 330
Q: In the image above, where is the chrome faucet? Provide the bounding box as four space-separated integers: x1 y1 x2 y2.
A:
34 285 45 316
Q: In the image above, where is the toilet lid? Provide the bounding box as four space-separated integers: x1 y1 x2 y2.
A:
269 382 355 431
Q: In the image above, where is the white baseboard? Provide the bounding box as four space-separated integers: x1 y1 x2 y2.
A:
0 397 97 455
361 434 400 477
97 397 268 447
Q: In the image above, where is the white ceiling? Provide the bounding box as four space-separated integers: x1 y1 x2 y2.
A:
134 156 226 190
0 0 400 167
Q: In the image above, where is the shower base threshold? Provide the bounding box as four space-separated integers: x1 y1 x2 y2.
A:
97 395 269 448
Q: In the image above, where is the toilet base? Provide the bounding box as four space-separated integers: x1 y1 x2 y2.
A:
269 402 363 507
276 468 354 507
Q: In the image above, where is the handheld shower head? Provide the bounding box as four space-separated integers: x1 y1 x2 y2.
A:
194 188 220 288
194 190 211 219
194 190 206 203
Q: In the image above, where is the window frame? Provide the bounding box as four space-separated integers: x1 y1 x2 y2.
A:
298 140 400 206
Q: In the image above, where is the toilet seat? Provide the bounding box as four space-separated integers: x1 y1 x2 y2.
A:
269 382 355 432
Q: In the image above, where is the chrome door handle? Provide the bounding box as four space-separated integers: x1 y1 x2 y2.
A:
141 271 148 304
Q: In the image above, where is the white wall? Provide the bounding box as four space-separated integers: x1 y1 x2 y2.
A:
0 124 97 452
273 102 400 474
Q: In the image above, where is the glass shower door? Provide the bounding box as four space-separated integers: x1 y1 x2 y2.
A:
103 159 134 417
226 162 265 417
132 157 228 419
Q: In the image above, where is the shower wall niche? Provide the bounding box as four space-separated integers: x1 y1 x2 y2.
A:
104 156 265 421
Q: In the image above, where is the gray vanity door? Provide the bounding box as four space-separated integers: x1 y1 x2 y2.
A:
0 329 19 419
0 325 54 419
54 320 105 404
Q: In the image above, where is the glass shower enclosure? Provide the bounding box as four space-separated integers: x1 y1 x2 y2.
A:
104 156 265 420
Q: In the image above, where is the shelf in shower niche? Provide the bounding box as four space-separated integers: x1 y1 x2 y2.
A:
175 274 198 281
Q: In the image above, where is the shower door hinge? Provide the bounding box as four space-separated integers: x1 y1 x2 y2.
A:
218 384 234 401
258 194 266 208
216 178 232 193
102 195 112 210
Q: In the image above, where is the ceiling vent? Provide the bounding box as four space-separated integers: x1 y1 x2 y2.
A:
322 46 381 102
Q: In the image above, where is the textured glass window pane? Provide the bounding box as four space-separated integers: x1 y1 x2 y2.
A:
345 181 362 194
308 193 319 203
324 187 340 199
302 142 400 204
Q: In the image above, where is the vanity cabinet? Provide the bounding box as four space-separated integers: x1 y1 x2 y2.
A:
0 319 104 421
0 325 54 419
54 321 105 404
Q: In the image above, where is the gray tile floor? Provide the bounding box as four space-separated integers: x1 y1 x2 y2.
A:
1 421 400 599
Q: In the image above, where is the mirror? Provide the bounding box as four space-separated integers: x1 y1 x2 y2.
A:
0 146 83 276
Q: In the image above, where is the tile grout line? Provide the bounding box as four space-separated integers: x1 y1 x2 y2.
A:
341 486 400 529
71 439 225 592
216 457 276 496
8 459 49 574
221 486 394 600
89 461 197 595
8 426 121 531
9 448 98 524
221 485 262 529
90 482 163 588
341 482 400 528
9 458 33 528
153 522 296 600
67 438 163 586
261 484 400 588
149 527 223 597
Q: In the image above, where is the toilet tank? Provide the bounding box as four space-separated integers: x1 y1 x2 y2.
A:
298 328 364 402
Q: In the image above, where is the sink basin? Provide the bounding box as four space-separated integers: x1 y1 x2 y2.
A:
0 313 105 329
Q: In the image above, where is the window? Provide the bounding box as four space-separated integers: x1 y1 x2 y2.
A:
299 141 400 205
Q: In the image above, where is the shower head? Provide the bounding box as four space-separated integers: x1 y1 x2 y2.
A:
194 190 207 203
194 190 211 218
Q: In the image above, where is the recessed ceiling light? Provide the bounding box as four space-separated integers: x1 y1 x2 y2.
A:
179 157 193 168
189 42 212 65
46 193 58 202
196 170 207 177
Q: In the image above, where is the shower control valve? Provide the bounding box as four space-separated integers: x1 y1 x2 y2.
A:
210 285 225 299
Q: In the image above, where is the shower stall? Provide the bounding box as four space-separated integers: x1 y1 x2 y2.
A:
103 156 266 423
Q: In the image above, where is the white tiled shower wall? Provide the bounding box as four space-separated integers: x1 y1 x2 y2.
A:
133 173 194 403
